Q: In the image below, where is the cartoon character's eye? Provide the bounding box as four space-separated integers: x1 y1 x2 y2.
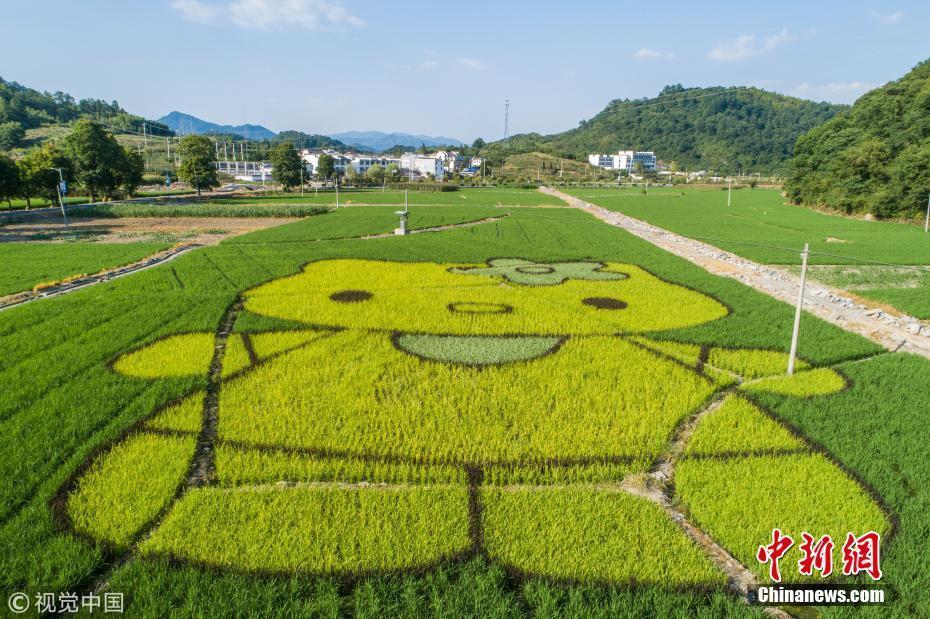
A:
582 297 627 310
330 290 373 303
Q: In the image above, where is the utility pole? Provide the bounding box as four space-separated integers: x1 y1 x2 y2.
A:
925 193 929 233
335 174 340 208
50 167 69 227
504 99 510 140
788 242 810 375
727 178 732 207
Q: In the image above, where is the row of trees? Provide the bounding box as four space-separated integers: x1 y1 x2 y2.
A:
0 119 145 206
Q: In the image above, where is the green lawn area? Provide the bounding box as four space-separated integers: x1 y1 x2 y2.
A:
3 199 922 616
566 186 930 318
0 242 168 297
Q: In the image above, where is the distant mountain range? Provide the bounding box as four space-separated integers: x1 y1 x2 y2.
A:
155 113 463 152
327 130 464 152
157 111 278 140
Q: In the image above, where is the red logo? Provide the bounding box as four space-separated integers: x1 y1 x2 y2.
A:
758 530 882 581
841 532 883 581
757 528 794 582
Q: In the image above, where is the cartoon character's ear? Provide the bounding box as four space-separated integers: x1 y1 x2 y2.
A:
112 333 215 378
740 367 847 398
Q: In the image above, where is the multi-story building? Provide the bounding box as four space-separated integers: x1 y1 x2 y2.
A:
588 150 657 173
400 153 445 178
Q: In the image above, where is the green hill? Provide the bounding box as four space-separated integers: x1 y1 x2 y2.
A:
786 59 930 218
485 85 843 174
0 76 170 150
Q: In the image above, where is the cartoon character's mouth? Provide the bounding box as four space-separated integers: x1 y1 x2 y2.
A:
393 333 564 366
447 302 514 315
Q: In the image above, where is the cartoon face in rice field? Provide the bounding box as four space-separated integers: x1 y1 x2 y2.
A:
63 259 889 587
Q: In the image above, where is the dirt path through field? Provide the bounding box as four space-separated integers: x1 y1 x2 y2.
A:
541 187 930 360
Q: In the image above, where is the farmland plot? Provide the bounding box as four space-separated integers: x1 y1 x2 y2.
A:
1 204 918 616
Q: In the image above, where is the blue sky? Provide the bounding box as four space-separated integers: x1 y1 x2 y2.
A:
1 1 927 142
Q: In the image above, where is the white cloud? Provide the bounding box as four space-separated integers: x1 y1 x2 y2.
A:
459 58 487 71
791 81 876 103
170 0 364 30
872 10 904 25
633 48 675 61
708 28 797 62
419 60 440 70
170 0 219 23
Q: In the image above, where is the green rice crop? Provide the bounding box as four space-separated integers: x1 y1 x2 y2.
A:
0 242 168 297
0 201 886 613
73 202 330 219
565 186 930 320
221 334 251 378
707 348 808 379
112 332 215 378
144 392 203 435
141 485 471 573
753 353 930 615
676 453 888 582
247 330 330 360
629 337 702 365
564 186 930 265
67 432 195 549
684 395 805 456
244 259 728 336
218 331 714 468
741 367 846 397
215 446 467 486
481 487 725 586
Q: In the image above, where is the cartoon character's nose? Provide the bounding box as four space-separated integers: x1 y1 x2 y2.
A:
447 301 513 315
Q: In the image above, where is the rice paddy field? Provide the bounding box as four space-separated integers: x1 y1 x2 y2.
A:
564 186 930 318
0 242 169 296
1 187 927 616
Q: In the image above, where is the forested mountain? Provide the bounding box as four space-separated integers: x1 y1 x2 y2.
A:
487 85 843 173
0 77 170 149
786 59 930 218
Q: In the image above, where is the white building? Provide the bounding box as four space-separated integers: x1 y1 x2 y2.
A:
299 149 350 176
348 155 401 175
400 153 445 179
216 160 274 182
588 150 657 173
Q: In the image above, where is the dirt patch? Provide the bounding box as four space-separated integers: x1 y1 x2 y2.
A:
0 216 293 245
825 237 851 243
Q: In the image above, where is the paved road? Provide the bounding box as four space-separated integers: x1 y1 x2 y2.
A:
542 186 930 360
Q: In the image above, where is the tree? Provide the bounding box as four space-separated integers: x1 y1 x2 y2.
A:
316 153 335 180
177 135 218 195
417 142 428 155
17 144 71 207
118 147 145 197
0 154 21 209
63 119 126 202
269 142 303 191
366 164 385 186
633 161 645 176
385 163 399 180
344 164 359 184
0 122 25 149
472 137 486 149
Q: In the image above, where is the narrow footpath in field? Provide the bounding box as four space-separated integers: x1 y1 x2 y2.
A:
541 187 930 360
